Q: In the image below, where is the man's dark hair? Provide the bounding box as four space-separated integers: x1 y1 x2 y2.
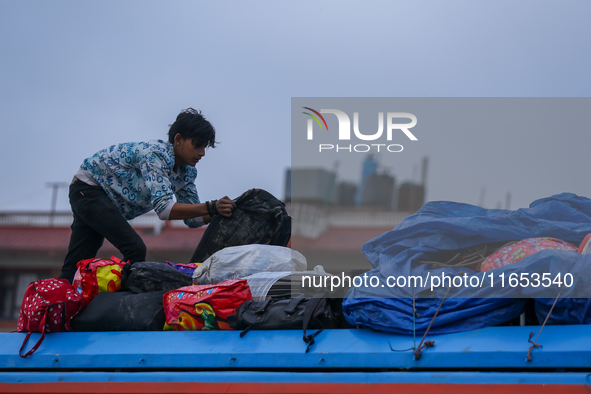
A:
168 108 217 148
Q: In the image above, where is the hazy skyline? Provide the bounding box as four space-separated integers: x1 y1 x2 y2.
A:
1 1 590 213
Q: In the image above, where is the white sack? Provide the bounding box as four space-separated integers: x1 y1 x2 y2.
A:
192 244 307 285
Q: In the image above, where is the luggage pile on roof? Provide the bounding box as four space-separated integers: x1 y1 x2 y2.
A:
18 191 591 358
344 192 591 334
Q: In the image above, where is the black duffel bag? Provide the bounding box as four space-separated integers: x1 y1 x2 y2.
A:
228 296 337 352
121 261 193 293
70 289 167 332
190 188 291 264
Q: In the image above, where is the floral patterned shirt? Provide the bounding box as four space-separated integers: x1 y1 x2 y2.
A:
78 139 203 227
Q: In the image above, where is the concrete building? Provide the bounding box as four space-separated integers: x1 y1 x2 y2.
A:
360 173 395 210
396 182 425 212
335 182 357 207
286 168 336 205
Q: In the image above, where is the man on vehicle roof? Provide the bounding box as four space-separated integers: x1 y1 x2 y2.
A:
59 108 235 283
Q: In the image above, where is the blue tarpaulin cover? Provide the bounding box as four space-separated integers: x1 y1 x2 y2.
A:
343 193 591 334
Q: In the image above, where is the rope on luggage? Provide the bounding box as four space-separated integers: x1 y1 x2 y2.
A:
389 287 450 360
418 241 511 269
388 293 418 353
526 290 561 362
414 286 450 360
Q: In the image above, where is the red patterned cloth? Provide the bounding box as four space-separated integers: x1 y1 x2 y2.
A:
164 279 252 331
480 237 577 271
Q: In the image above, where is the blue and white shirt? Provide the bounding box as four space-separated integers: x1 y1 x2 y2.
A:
76 140 204 228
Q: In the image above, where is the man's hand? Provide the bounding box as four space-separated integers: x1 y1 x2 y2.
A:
169 197 236 222
215 196 236 217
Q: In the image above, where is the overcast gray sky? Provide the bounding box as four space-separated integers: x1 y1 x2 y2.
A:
1 1 590 212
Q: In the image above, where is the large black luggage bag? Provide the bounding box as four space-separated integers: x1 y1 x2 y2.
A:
120 261 193 293
190 188 291 263
70 290 167 332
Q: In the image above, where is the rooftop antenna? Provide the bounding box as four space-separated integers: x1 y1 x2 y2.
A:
478 186 486 208
421 157 429 186
46 182 69 226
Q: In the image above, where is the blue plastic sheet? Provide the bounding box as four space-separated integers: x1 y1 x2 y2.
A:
344 297 527 335
343 193 591 333
535 298 591 325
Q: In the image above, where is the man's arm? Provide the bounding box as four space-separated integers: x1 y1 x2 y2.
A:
169 197 236 222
